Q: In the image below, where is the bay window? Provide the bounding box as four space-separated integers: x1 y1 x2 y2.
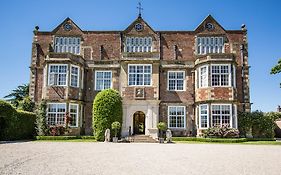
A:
199 104 209 129
48 65 68 86
95 71 112 90
70 65 79 87
47 103 66 125
211 104 232 127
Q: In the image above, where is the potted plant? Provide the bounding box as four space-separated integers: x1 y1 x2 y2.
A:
157 122 167 143
111 121 121 143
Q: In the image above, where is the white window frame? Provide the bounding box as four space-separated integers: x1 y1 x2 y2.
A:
94 70 112 91
128 64 152 86
211 64 231 87
167 71 185 91
48 64 68 87
211 104 232 128
54 36 81 55
198 65 208 88
70 65 80 88
47 103 67 126
69 103 79 127
168 106 186 129
199 104 209 129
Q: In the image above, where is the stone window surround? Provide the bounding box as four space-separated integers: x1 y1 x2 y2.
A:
128 64 152 86
94 70 113 91
54 36 81 55
197 63 234 88
167 71 186 91
47 102 79 127
196 36 224 55
124 36 153 53
167 106 186 129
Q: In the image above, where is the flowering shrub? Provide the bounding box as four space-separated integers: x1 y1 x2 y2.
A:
49 125 65 136
203 125 239 138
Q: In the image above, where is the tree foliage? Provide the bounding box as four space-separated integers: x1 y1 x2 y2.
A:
238 111 281 138
18 96 35 112
270 58 281 87
4 84 29 108
92 89 122 141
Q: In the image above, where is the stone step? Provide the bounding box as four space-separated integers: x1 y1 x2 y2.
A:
128 135 158 143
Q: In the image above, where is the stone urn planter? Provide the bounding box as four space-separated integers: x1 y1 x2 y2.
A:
157 122 167 144
112 137 118 143
111 121 121 143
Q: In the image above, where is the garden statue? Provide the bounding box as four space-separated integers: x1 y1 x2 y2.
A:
166 129 172 143
104 129 110 142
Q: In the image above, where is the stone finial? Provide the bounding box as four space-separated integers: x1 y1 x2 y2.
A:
241 24 247 31
33 26 39 35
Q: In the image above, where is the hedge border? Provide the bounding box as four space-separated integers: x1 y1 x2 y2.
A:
36 136 96 140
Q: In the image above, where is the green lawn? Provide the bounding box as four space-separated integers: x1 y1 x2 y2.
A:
174 140 281 145
34 139 97 142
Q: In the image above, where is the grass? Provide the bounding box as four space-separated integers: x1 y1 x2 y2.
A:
35 136 96 142
35 139 97 142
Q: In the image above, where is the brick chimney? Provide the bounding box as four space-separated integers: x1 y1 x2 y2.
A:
277 105 281 112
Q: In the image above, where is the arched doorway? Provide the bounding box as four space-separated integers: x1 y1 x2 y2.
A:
133 111 145 135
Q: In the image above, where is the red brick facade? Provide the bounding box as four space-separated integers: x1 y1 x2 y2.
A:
29 15 250 136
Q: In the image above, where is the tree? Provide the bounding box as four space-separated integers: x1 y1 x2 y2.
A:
92 89 122 141
35 100 48 136
270 58 281 87
18 96 35 112
4 84 29 108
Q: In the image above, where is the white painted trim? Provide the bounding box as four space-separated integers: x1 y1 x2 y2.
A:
210 103 232 128
47 64 68 87
198 65 208 88
69 103 79 127
70 65 80 88
199 104 209 129
167 70 186 91
46 103 67 125
94 70 113 90
167 106 186 129
127 64 152 86
210 64 232 87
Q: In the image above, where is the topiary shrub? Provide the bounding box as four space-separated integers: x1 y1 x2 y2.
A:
157 122 167 138
0 100 36 140
93 89 122 141
203 125 239 138
111 121 121 138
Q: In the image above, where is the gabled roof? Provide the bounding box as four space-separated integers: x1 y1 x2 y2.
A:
194 15 226 33
123 16 156 34
52 17 83 33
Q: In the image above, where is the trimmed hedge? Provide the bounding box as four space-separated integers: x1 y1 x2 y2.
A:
172 137 276 143
36 136 96 140
0 100 36 141
172 137 248 143
93 89 122 141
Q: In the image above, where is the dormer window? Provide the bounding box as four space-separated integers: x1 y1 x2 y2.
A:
54 37 81 55
196 36 224 55
125 37 152 52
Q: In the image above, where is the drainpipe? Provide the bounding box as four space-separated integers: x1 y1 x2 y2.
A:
240 44 245 111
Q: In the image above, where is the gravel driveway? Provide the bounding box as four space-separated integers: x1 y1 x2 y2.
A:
0 141 280 175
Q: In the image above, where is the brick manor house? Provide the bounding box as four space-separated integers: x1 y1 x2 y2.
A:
29 14 250 138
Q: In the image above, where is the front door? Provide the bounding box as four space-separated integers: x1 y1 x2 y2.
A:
133 111 145 135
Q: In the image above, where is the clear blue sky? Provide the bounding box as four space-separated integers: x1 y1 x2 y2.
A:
0 0 280 112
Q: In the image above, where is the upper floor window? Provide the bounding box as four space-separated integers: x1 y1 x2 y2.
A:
168 106 186 128
211 65 230 87
70 65 79 88
128 64 152 86
48 64 68 86
198 64 232 88
125 37 152 52
95 71 112 91
197 37 224 55
168 71 185 91
69 103 79 127
54 37 81 55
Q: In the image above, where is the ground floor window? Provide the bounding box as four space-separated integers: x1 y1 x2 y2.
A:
47 103 79 127
198 104 234 129
168 106 186 128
